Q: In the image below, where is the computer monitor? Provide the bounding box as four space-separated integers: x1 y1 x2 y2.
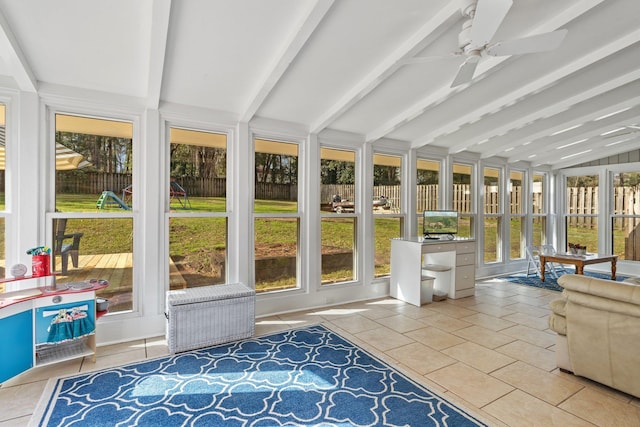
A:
423 210 458 236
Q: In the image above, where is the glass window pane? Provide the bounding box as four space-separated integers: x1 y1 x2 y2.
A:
54 217 133 313
255 217 299 292
509 171 523 214
417 159 439 212
565 174 598 252
453 163 472 213
254 139 298 213
0 103 5 212
321 217 355 284
169 128 227 212
484 167 500 214
374 217 402 278
484 217 501 263
532 217 546 247
613 217 640 261
567 221 597 254
321 148 355 213
55 114 133 212
169 217 227 289
510 217 524 259
611 172 640 261
533 173 544 213
373 154 401 213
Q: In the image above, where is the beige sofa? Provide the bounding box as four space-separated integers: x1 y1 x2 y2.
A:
548 274 640 397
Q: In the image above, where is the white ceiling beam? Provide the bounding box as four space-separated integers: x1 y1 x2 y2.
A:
311 1 461 134
501 96 640 162
547 134 640 170
514 106 640 162
0 7 36 92
146 0 172 109
465 69 640 158
240 0 334 123
412 26 640 149
368 0 605 145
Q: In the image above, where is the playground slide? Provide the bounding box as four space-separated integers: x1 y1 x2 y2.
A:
96 191 131 210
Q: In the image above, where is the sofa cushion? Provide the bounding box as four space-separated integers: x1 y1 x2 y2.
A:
558 274 640 305
548 312 567 335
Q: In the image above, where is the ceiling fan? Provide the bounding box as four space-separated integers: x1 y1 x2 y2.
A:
409 0 568 87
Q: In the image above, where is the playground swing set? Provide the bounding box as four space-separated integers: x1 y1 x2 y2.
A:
96 181 191 210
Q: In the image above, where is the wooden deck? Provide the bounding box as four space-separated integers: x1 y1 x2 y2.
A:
54 253 187 312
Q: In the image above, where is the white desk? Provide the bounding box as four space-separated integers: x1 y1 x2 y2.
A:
390 237 476 306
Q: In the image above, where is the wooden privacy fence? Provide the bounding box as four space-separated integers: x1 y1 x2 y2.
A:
52 172 640 229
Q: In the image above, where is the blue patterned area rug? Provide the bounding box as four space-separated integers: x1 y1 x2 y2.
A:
32 324 487 427
501 268 626 292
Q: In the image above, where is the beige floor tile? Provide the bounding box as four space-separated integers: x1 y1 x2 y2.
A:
426 302 478 318
95 338 146 357
504 302 550 317
1 359 81 386
492 361 584 405
329 314 382 334
461 312 516 331
353 326 413 351
485 390 596 426
0 380 47 422
405 326 466 350
0 415 30 426
496 340 557 371
145 336 169 359
388 303 437 319
427 362 513 408
468 303 517 317
502 312 550 330
254 319 294 336
453 325 517 349
560 387 640 427
80 348 147 372
376 314 428 333
500 324 556 348
275 311 326 325
417 313 472 332
442 342 516 373
386 342 457 375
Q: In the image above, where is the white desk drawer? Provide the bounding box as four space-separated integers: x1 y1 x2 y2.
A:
422 242 456 253
456 253 475 266
456 241 475 254
455 264 475 289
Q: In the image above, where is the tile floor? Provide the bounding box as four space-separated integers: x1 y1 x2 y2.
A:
2 279 640 426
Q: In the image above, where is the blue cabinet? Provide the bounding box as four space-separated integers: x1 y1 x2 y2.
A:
0 303 33 383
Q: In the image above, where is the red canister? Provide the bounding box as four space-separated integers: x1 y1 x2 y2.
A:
32 254 51 276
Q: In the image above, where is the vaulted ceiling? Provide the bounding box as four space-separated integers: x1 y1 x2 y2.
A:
0 0 638 169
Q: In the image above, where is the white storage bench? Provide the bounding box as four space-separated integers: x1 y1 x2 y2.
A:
166 282 255 353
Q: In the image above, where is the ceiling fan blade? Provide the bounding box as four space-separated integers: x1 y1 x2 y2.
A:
405 52 462 64
469 0 513 47
451 56 480 88
485 29 568 56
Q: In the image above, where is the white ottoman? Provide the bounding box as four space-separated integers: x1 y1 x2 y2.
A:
166 282 255 353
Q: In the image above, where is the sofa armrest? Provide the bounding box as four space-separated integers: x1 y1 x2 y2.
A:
558 274 640 305
548 298 567 335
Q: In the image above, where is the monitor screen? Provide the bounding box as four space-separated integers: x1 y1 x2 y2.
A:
423 210 458 235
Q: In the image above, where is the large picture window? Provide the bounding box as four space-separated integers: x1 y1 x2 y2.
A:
320 148 356 285
509 170 525 260
373 153 402 278
53 113 134 313
453 163 474 238
254 139 299 292
0 104 6 281
483 167 501 263
532 172 547 248
611 171 640 261
168 128 228 290
417 159 440 234
565 174 599 253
